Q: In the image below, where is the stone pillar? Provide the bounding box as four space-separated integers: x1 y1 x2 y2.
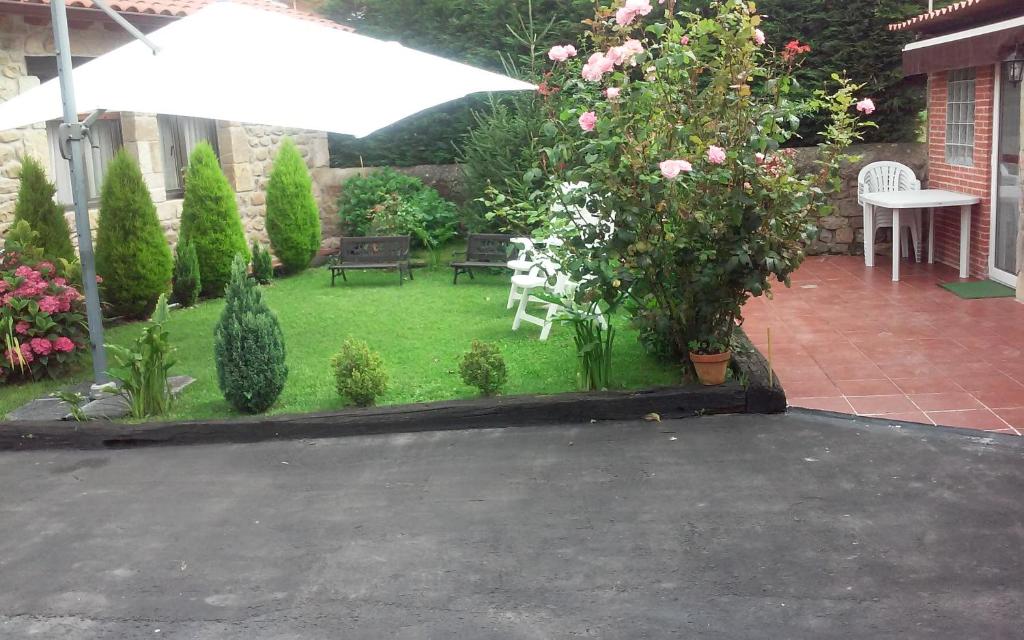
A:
120 112 166 203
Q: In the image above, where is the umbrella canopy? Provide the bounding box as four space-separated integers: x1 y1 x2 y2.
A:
0 1 535 137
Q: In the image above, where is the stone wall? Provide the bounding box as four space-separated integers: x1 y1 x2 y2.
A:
794 142 927 256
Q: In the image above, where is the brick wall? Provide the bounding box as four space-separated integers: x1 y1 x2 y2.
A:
926 66 994 278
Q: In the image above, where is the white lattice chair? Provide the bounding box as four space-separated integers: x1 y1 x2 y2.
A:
858 161 923 263
511 259 605 341
506 236 564 310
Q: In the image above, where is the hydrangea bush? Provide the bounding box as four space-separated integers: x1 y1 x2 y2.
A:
0 223 86 382
536 0 874 360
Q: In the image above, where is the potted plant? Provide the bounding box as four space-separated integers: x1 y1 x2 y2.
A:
688 338 731 386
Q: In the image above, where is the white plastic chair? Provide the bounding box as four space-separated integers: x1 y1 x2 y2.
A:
858 161 923 263
511 259 605 341
506 236 563 310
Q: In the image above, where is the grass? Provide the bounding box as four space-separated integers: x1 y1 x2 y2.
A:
0 261 682 421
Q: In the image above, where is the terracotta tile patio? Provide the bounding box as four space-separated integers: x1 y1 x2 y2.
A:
741 256 1024 435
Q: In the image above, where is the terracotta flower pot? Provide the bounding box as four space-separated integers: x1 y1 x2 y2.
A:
689 350 732 386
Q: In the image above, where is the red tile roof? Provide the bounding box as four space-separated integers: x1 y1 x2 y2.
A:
889 0 1023 33
2 0 352 30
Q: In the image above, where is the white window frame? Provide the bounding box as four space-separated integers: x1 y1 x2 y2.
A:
945 68 976 167
46 116 124 206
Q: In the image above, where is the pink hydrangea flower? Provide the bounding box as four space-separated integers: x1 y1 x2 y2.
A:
29 337 52 356
5 345 32 365
37 261 54 274
14 265 36 279
605 87 621 100
53 336 75 353
547 44 577 62
38 296 62 314
754 29 765 45
578 111 597 132
15 321 29 334
856 98 876 114
659 159 693 179
707 145 727 165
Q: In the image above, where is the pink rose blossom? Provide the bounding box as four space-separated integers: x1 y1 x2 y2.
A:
578 111 597 132
547 45 577 62
680 36 689 45
29 337 52 356
581 52 615 81
38 296 62 314
615 7 637 26
659 159 693 179
15 321 29 334
856 98 876 114
707 145 727 165
605 46 626 66
605 87 621 100
754 29 765 45
622 39 645 56
53 336 75 353
626 0 653 15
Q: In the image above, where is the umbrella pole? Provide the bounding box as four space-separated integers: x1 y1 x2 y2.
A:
50 0 108 388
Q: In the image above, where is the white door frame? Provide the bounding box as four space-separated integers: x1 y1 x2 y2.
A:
989 63 1020 287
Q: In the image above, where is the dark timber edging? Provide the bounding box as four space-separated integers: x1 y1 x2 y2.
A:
0 337 784 451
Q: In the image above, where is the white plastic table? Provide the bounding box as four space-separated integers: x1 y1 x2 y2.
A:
861 189 981 282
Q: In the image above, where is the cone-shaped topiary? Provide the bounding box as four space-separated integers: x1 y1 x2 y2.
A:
214 254 288 413
13 156 75 263
251 240 273 284
265 138 321 273
171 240 201 307
95 150 173 319
179 142 249 297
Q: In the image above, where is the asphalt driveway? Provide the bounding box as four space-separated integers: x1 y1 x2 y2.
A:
0 411 1021 639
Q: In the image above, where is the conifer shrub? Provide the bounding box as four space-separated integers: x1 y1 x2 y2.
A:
266 138 321 273
214 255 287 413
179 142 249 297
458 340 507 396
331 338 387 407
251 241 273 284
171 240 201 307
13 156 75 263
94 151 173 319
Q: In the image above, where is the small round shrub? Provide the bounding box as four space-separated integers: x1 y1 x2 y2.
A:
266 138 321 273
179 142 249 297
171 240 201 308
214 255 288 414
95 150 173 319
251 241 273 284
459 340 507 396
331 338 388 407
13 156 75 263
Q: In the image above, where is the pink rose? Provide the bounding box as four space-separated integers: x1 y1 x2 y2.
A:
53 336 75 353
605 87 621 100
680 36 689 45
754 29 765 45
707 145 727 165
547 45 577 62
625 0 653 15
659 159 693 179
856 98 876 114
622 39 645 56
15 321 29 334
581 52 615 81
578 111 597 132
615 7 637 26
29 337 52 356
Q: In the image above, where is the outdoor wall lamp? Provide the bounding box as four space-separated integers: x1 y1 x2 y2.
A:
1005 47 1024 86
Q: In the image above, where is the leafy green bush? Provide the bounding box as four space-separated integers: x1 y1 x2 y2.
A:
106 294 175 418
179 142 249 297
95 150 173 319
214 255 288 414
266 138 321 273
13 156 74 263
171 240 201 308
251 241 273 284
331 338 388 407
337 169 458 248
458 340 507 396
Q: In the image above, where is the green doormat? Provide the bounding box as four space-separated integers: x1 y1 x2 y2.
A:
939 280 1015 299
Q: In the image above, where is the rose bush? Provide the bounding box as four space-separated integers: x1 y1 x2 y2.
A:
0 222 87 382
534 0 874 362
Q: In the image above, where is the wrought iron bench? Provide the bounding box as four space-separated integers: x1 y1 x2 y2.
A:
330 236 412 286
450 233 513 284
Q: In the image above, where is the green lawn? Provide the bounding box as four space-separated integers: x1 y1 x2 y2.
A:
0 263 682 421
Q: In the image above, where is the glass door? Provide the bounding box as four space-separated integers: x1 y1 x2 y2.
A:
992 64 1020 286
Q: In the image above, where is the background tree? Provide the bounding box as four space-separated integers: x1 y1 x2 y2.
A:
94 151 173 319
171 240 201 307
178 142 249 297
13 156 74 262
266 138 321 273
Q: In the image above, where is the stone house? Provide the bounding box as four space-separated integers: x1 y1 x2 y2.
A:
0 0 346 251
890 0 1022 297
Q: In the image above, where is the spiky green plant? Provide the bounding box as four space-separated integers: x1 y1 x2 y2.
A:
251 240 273 284
172 240 201 307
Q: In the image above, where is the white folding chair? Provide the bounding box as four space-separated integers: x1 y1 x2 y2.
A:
511 260 606 341
858 161 923 263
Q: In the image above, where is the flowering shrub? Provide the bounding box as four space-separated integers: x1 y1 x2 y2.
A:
535 0 874 359
0 222 86 382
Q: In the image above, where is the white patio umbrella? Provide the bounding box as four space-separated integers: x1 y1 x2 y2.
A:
0 2 534 136
0 0 534 386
